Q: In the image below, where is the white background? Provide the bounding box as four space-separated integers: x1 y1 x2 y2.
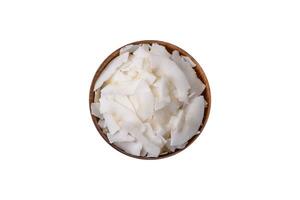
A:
0 0 299 199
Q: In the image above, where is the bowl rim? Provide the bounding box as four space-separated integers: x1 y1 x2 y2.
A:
89 40 211 160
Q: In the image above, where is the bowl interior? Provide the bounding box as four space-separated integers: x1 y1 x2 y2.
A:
89 40 211 159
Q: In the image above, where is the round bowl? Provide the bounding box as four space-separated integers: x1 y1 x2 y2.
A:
89 40 211 159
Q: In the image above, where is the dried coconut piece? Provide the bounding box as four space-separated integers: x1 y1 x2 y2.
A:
118 57 134 72
113 95 135 112
138 69 156 85
129 56 144 70
176 142 188 149
94 52 129 91
121 122 161 157
141 44 151 51
133 46 150 58
182 56 196 67
153 77 171 110
99 96 143 130
114 141 142 156
166 139 188 152
169 109 185 133
165 139 176 152
101 80 140 96
103 113 120 135
100 97 145 138
140 148 147 156
150 55 190 102
152 107 173 128
94 89 101 102
150 43 171 58
107 129 135 143
128 95 139 111
98 119 106 128
171 50 205 96
91 103 101 118
109 70 133 83
144 123 166 148
149 117 168 138
167 92 183 115
119 44 139 54
171 96 205 146
132 80 154 122
150 98 181 139
141 57 152 72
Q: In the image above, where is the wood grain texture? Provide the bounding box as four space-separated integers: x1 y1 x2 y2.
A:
89 40 211 160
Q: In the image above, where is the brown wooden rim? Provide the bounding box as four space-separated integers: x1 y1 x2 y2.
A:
89 40 211 160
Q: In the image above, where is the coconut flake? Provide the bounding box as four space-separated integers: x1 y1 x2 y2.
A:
99 96 143 129
114 141 142 156
94 52 129 91
94 89 101 102
133 46 150 58
169 109 185 133
171 50 205 96
140 148 147 156
121 122 161 157
98 119 106 128
144 123 166 148
103 113 120 135
110 70 133 83
113 95 135 112
171 96 205 146
150 55 190 102
182 56 197 67
153 77 171 110
101 80 140 96
150 43 171 58
91 103 101 118
107 129 135 143
120 44 139 54
139 69 156 85
133 80 154 121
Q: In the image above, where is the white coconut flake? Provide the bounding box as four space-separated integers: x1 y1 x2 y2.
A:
113 95 135 112
152 107 173 129
133 46 150 58
171 96 205 146
121 122 161 157
139 69 156 85
150 55 190 102
150 43 171 58
103 113 120 135
119 44 139 54
101 80 140 96
114 141 142 156
182 56 197 67
169 109 185 133
109 70 133 83
98 119 106 128
144 123 166 148
141 44 151 51
107 129 135 143
94 52 129 91
153 77 171 110
99 96 143 128
171 50 205 96
133 80 154 122
91 103 101 118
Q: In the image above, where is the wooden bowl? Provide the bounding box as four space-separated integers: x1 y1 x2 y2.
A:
89 40 211 159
